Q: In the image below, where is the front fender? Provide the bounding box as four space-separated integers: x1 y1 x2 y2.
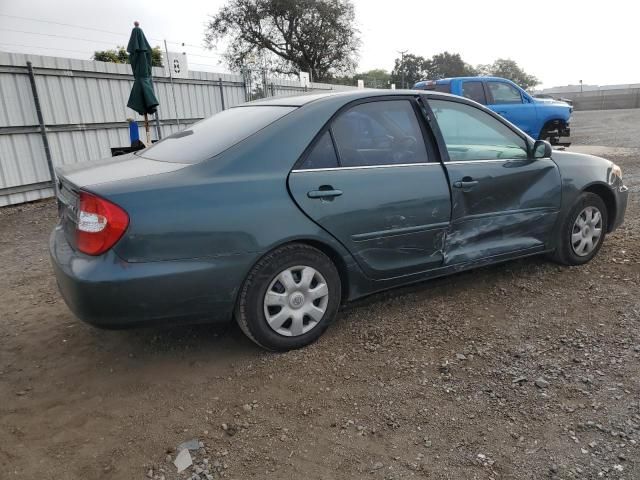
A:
551 150 627 239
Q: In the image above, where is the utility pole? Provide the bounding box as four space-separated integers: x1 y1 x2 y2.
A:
398 50 408 89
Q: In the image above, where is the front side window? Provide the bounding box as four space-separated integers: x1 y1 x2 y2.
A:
487 82 523 104
429 99 528 161
331 100 428 167
462 81 487 105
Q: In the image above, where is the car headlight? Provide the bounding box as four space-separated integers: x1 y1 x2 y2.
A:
611 163 622 181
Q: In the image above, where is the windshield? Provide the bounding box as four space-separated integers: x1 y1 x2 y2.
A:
141 106 296 163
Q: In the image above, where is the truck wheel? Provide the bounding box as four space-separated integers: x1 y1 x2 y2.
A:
235 244 341 351
539 121 563 145
551 192 608 266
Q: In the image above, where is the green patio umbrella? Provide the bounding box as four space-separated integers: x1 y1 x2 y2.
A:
126 21 159 145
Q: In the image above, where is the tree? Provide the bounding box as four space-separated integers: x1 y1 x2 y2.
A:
204 0 360 82
390 51 479 87
92 46 163 67
477 58 539 89
333 69 391 88
424 51 477 79
391 53 428 88
358 69 391 88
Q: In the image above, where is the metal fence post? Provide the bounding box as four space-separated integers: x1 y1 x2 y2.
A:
26 61 56 191
218 78 226 111
154 112 162 140
164 40 181 127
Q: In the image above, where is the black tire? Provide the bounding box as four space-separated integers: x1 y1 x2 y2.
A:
539 121 564 145
551 192 608 266
235 244 341 351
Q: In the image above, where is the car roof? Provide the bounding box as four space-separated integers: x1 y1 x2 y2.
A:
415 76 513 85
236 89 449 108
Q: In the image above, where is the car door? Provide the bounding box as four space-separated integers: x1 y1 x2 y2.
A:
485 80 537 137
426 97 561 265
288 98 451 280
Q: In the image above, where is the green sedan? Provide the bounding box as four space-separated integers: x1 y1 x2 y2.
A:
50 90 628 351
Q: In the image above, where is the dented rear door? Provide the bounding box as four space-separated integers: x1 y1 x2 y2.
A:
288 98 451 280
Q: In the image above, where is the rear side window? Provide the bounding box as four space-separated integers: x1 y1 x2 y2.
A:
299 132 339 170
461 81 487 105
331 100 429 167
487 82 523 104
142 106 296 163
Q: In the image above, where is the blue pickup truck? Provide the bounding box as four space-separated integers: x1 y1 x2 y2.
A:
414 77 572 144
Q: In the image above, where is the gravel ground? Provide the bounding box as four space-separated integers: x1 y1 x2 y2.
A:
1 110 639 479
570 109 640 148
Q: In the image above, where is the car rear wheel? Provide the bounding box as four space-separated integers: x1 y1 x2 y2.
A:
551 192 607 266
235 244 341 351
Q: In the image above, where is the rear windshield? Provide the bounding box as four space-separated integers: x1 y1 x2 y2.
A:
141 106 296 163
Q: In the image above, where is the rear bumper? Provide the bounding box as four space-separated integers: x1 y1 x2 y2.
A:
49 226 252 328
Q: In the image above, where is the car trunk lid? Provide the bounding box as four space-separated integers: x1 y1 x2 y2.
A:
54 152 188 250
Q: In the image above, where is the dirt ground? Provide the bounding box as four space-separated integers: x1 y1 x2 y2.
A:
1 109 639 480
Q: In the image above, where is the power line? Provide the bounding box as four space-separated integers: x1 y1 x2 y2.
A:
0 13 127 38
1 38 223 64
4 28 224 59
0 42 94 56
189 62 222 68
0 42 227 72
0 12 209 50
183 51 223 59
2 28 126 47
165 40 208 49
0 14 227 64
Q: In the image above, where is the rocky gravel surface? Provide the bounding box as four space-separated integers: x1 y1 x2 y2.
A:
1 110 639 479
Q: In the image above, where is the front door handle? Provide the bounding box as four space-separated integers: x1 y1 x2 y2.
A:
453 180 479 189
308 188 343 199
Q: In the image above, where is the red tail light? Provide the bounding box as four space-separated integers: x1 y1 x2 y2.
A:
76 191 129 256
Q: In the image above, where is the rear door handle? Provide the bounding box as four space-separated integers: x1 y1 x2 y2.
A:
307 189 343 199
453 180 479 189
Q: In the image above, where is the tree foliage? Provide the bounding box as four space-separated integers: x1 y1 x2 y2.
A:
332 69 391 88
391 51 539 89
92 46 163 67
391 53 428 88
204 0 360 82
477 58 539 89
424 52 477 80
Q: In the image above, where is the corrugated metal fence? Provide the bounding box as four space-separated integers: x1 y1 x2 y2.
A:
539 84 640 111
559 88 640 111
0 51 356 207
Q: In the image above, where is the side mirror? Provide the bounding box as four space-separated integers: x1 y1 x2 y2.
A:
533 139 552 159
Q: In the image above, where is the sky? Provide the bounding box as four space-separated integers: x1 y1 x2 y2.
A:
0 0 637 89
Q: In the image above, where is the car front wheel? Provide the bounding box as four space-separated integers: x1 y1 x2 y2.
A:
235 244 341 351
552 192 608 265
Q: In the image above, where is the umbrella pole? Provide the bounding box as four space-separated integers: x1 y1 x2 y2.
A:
144 113 151 145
